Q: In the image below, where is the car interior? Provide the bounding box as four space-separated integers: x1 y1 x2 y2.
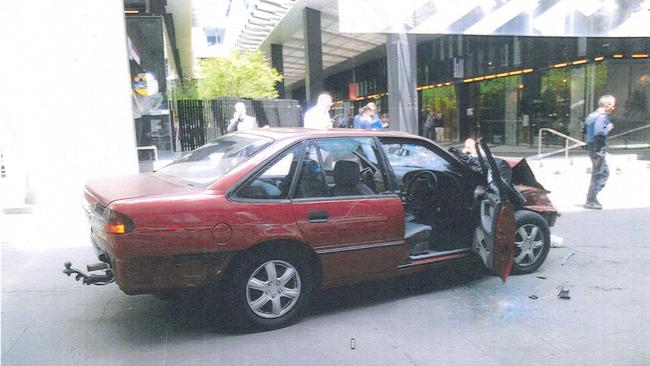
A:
379 139 482 259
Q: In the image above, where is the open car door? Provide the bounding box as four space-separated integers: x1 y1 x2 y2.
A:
472 139 516 282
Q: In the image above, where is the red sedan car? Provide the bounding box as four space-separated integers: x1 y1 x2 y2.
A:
65 128 557 330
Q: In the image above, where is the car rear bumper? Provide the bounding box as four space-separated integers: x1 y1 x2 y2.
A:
109 252 235 295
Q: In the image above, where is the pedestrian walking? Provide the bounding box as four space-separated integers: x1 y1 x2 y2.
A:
584 95 616 209
304 93 333 129
227 102 258 132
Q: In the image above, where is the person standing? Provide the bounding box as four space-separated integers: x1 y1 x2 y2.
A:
584 95 616 209
380 113 389 128
304 93 333 129
434 112 445 141
352 107 364 129
226 102 258 132
366 102 383 129
357 106 373 129
336 109 352 128
424 110 436 140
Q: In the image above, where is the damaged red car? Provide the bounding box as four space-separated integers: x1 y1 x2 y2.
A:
65 129 557 330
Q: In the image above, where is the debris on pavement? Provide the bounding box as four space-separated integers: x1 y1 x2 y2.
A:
551 234 564 248
561 251 576 265
558 289 571 299
591 286 624 291
529 295 539 300
536 276 547 280
350 338 356 350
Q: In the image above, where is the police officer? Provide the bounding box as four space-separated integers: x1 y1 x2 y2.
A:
584 95 616 209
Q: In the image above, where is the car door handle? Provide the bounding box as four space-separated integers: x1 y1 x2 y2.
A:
308 210 328 223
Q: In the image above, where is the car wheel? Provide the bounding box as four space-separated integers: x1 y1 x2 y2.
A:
511 210 550 275
228 249 313 330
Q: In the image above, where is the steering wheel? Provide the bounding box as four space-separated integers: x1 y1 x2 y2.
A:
403 170 438 214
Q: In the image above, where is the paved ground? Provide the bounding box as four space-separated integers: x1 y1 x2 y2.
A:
2 153 649 365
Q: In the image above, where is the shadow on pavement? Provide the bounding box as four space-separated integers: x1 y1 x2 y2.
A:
143 261 489 335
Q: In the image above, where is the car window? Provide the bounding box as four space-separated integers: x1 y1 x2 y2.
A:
380 141 451 185
382 142 450 170
156 134 272 186
296 137 386 197
235 144 303 200
294 143 331 198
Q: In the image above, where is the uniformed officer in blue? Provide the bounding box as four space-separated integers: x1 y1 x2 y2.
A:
583 95 616 209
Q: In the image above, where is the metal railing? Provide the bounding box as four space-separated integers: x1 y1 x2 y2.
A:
532 123 650 160
534 128 586 160
607 124 650 149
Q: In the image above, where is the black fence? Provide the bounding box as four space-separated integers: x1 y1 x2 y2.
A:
176 98 302 151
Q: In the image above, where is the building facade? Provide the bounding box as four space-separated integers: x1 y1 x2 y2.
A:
290 35 649 145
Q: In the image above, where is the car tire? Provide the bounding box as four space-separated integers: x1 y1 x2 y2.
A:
227 248 313 331
511 210 550 275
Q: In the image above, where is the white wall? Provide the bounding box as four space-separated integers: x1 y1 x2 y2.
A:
0 1 138 244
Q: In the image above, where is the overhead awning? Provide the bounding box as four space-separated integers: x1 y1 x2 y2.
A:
236 0 386 87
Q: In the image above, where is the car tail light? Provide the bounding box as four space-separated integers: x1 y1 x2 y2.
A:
103 208 135 234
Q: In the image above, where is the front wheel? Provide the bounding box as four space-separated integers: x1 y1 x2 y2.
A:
511 210 550 275
227 249 313 330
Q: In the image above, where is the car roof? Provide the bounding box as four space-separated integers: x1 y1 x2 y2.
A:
237 127 417 142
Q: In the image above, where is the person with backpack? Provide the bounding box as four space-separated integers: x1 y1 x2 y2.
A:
583 95 616 210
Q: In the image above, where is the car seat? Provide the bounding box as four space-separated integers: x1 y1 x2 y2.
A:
333 160 374 196
296 159 328 198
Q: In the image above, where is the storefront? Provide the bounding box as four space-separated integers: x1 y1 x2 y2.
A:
312 35 649 146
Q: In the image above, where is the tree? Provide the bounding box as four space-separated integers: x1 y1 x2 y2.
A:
172 79 199 100
196 50 283 99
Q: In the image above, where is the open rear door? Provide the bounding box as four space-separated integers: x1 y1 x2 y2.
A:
472 139 516 282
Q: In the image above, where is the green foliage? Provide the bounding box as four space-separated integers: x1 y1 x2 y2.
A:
479 76 520 120
196 51 283 99
173 79 199 100
592 62 608 100
422 85 457 113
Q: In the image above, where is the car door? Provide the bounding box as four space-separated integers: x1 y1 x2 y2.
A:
471 139 516 281
290 138 405 285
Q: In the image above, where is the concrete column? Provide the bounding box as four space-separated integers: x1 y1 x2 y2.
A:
271 44 285 99
570 66 587 137
521 71 542 146
504 79 519 145
303 8 323 106
456 83 475 141
387 33 418 134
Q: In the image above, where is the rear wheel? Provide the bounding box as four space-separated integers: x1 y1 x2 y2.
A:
511 210 550 275
227 249 313 330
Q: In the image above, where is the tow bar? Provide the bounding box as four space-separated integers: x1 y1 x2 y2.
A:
63 261 114 285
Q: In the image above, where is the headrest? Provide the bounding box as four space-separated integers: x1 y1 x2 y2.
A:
334 160 360 186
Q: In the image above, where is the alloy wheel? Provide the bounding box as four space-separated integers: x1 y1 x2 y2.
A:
246 260 301 319
514 223 545 267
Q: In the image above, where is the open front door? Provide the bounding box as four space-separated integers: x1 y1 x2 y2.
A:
472 139 516 282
